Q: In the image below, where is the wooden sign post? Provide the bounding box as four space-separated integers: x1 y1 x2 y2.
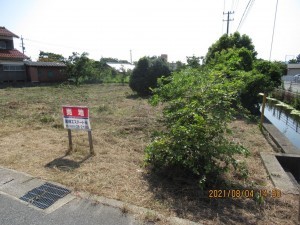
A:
259 93 267 127
62 106 95 156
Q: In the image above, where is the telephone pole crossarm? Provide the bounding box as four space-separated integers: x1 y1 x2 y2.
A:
223 11 234 35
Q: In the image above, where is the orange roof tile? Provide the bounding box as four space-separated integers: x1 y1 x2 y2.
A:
0 27 19 38
0 49 29 60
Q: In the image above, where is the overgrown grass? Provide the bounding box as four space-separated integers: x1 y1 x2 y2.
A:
0 83 298 225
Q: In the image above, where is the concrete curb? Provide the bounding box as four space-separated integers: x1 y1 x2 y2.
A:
260 152 299 195
73 191 202 225
0 166 202 225
262 121 299 155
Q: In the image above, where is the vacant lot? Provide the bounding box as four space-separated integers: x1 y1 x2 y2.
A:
0 84 298 224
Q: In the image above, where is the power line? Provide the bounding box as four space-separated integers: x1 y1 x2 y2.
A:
237 0 255 31
222 0 226 34
269 0 279 61
24 38 75 50
233 0 239 12
23 37 99 55
231 0 235 12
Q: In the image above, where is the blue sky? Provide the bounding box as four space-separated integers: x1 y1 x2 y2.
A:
1 0 300 63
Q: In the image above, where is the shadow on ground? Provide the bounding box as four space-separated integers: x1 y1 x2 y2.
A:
126 93 149 100
45 154 92 171
143 169 294 225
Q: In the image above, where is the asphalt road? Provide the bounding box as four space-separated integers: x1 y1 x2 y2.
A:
0 193 138 225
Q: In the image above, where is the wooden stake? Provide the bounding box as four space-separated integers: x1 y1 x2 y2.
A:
67 129 73 154
88 130 95 155
260 93 267 126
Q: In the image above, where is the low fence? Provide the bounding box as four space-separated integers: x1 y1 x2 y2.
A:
267 103 300 133
282 75 300 83
274 88 300 96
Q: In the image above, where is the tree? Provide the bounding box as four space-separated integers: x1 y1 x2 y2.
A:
174 60 186 71
209 47 254 73
38 51 65 62
205 32 257 64
186 55 201 68
145 68 249 187
288 54 300 64
65 52 93 85
289 59 298 64
297 54 300 63
129 56 171 96
254 59 283 87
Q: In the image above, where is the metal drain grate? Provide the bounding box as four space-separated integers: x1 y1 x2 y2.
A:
20 182 71 209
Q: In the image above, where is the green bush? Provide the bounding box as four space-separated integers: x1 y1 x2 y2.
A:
145 68 249 188
239 72 274 114
254 59 283 87
129 57 171 96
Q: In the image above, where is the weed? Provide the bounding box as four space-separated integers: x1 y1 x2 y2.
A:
142 211 160 224
97 104 109 113
121 204 130 214
253 192 265 205
52 123 64 129
40 115 55 123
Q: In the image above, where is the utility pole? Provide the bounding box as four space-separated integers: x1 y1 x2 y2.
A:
223 11 234 35
21 36 25 54
130 49 132 64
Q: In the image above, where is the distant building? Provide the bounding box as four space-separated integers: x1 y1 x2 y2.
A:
161 54 168 62
0 26 67 83
25 61 66 83
106 62 135 72
0 26 29 82
287 64 300 75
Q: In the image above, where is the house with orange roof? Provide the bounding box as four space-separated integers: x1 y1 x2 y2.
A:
0 27 67 83
0 26 29 82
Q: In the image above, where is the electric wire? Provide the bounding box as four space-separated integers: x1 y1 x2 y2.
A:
222 0 226 34
23 37 98 54
237 0 255 31
231 0 235 12
233 0 239 12
269 0 279 61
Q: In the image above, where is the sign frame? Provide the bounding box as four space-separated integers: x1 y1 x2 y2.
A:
62 106 94 155
62 106 91 130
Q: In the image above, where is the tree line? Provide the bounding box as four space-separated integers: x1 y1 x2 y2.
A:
38 51 132 85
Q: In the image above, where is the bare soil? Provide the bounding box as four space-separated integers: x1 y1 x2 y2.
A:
0 83 298 224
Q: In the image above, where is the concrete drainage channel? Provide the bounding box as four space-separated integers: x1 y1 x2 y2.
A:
260 152 299 194
261 121 300 195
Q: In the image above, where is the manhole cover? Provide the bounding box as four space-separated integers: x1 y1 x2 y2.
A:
20 182 71 209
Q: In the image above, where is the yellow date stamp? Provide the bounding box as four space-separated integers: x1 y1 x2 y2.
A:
208 189 282 198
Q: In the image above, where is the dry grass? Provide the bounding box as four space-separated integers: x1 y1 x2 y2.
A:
0 83 298 225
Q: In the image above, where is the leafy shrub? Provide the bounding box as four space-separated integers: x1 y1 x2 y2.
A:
145 68 249 188
254 59 282 87
210 47 253 73
239 72 274 114
129 57 171 96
